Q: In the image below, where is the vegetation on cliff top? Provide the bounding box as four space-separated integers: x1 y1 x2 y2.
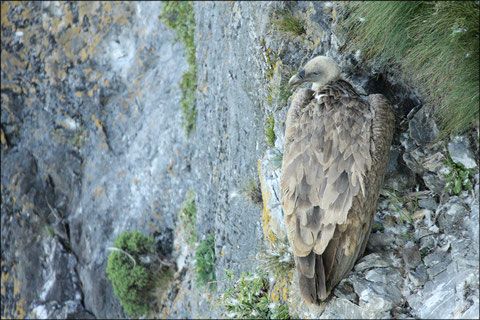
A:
160 1 197 137
340 1 479 137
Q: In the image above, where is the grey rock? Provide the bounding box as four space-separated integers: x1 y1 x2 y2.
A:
353 277 403 314
408 106 439 146
408 264 428 287
354 253 393 272
469 195 479 256
420 278 456 319
367 232 395 250
417 259 478 319
424 251 452 278
320 298 364 319
423 170 448 194
402 245 421 269
422 152 447 172
29 301 95 320
258 148 287 242
402 151 425 175
436 196 468 234
386 146 402 174
460 297 479 319
418 198 438 210
448 136 478 169
364 268 403 286
419 234 437 253
333 280 358 302
383 165 417 192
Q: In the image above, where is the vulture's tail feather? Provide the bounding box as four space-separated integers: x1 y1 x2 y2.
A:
297 253 326 305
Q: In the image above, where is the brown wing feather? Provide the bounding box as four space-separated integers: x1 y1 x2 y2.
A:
323 93 394 294
281 81 372 258
281 81 394 304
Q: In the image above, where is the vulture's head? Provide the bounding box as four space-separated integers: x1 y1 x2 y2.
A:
289 56 341 89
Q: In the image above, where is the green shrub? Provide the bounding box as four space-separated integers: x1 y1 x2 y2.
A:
444 154 475 195
221 270 290 319
266 115 276 147
195 233 216 290
106 231 155 317
159 1 197 137
340 1 479 136
179 190 197 247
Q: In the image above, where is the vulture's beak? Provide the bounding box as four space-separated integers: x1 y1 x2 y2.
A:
289 69 305 86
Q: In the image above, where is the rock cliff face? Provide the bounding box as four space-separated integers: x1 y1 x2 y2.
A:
1 1 478 319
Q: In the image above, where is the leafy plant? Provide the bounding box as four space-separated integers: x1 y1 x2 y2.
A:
444 154 475 195
159 1 197 137
339 1 479 136
106 231 155 317
178 190 197 247
220 270 290 319
266 115 276 147
195 233 216 290
271 8 306 37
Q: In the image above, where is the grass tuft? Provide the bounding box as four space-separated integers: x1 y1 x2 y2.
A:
242 178 263 205
178 190 197 248
257 240 295 280
271 8 306 38
195 233 216 290
160 1 197 137
340 1 479 136
383 188 416 225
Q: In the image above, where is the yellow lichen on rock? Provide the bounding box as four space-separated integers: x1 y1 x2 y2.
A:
258 159 278 245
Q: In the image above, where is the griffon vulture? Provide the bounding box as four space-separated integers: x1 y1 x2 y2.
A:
281 56 395 305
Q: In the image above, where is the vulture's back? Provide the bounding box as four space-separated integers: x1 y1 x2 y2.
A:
280 80 394 304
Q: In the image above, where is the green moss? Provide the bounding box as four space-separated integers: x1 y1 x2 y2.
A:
339 1 479 137
179 190 197 248
271 8 306 38
195 233 216 290
106 231 155 317
444 153 475 195
265 115 275 147
159 1 197 137
220 270 290 319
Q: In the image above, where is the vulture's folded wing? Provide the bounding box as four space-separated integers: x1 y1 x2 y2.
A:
281 82 373 259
